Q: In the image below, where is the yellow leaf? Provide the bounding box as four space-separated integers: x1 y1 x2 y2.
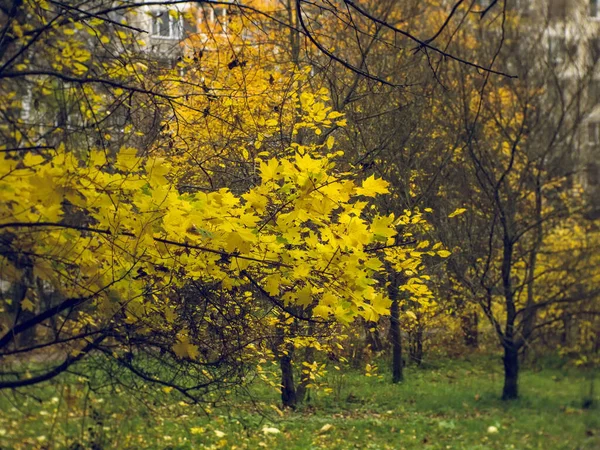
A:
417 240 430 249
146 158 169 187
23 153 44 166
264 274 281 296
259 159 280 182
370 214 395 239
319 424 333 434
172 336 199 359
269 404 284 417
313 304 331 318
225 231 251 253
326 135 335 150
21 298 35 312
164 307 176 323
364 257 383 271
437 250 451 258
448 208 467 218
116 147 140 172
239 212 260 228
371 293 392 317
295 285 313 307
293 263 311 279
73 62 88 75
356 175 390 197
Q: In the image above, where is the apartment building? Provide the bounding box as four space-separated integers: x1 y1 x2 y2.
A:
497 0 600 204
136 2 229 57
16 2 270 138
14 0 600 201
133 1 280 59
545 0 600 200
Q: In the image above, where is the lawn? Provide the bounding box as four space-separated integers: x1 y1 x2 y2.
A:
0 356 598 449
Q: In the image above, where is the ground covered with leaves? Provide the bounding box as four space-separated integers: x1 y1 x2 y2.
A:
0 356 598 450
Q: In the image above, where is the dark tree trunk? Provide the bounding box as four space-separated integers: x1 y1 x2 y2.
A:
296 323 314 404
295 351 311 404
280 346 297 408
461 311 479 348
364 320 384 352
502 344 519 400
560 313 571 346
410 326 423 366
389 285 403 383
11 267 36 349
500 227 518 400
275 315 298 409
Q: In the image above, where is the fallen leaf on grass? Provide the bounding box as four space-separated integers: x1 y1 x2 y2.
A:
319 424 333 434
270 404 284 417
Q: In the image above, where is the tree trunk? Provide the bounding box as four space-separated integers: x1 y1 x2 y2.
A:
286 0 300 66
520 177 543 360
11 266 36 349
296 323 314 404
408 327 423 365
560 313 571 346
280 345 297 408
502 344 519 400
501 226 518 400
414 326 423 366
364 320 384 352
461 311 479 348
389 281 403 383
276 315 298 409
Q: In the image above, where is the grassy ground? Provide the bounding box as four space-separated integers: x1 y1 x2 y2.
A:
0 356 598 449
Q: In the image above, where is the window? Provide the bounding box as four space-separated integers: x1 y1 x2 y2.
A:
588 122 600 145
588 162 600 186
592 0 600 19
213 7 227 21
151 10 182 39
590 38 600 63
548 36 566 65
21 86 33 122
548 0 568 20
213 7 228 32
590 79 600 103
199 6 229 34
183 11 197 36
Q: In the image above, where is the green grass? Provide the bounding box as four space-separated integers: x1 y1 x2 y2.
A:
0 356 598 449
